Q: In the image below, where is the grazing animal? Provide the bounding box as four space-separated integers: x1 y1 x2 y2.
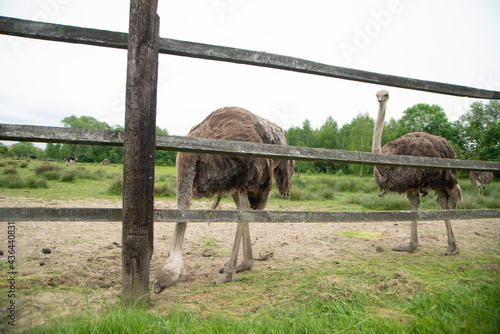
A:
469 171 493 196
372 90 462 255
30 155 37 160
154 107 294 294
66 156 78 166
101 158 110 166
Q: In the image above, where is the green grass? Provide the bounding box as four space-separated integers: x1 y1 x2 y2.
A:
24 253 500 333
1 159 498 211
1 158 499 333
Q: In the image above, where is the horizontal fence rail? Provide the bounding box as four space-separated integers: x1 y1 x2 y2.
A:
1 207 499 223
2 16 500 99
1 123 500 172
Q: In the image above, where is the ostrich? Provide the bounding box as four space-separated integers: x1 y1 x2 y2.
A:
154 107 294 294
66 156 77 166
372 90 462 255
469 171 493 196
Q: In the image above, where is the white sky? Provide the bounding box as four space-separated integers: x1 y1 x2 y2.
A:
1 0 499 149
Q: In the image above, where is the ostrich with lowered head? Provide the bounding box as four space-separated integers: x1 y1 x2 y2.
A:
154 107 294 294
469 171 493 196
372 90 462 255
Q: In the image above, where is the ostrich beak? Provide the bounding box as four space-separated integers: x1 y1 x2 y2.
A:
154 281 165 294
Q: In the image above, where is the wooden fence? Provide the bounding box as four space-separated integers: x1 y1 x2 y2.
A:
1 5 500 306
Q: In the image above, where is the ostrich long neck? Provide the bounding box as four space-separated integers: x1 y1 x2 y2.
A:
372 100 387 154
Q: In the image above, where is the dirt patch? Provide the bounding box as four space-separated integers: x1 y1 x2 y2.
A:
0 196 499 330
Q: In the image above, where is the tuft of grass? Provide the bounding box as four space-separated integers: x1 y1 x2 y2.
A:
0 175 47 188
154 182 176 197
3 166 18 175
107 176 123 195
34 163 61 175
200 236 222 257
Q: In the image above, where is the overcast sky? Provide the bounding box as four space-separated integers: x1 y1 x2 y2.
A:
1 0 499 149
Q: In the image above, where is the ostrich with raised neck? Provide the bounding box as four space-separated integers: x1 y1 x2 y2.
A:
372 90 462 255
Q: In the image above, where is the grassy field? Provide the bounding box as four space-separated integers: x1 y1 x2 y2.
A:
1 159 499 333
26 255 500 333
1 159 498 211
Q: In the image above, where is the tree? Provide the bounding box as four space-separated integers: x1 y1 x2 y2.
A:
45 143 62 160
59 115 123 163
347 113 374 176
314 116 341 173
284 120 318 173
399 104 453 139
62 115 113 130
155 126 176 166
10 142 37 158
381 117 401 145
459 100 500 161
0 143 7 156
316 116 339 149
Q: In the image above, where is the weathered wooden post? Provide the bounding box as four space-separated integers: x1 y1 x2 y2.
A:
122 0 159 307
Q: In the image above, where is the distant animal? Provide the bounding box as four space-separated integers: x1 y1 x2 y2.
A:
372 90 462 255
101 158 110 166
469 171 493 196
154 107 294 294
30 155 37 160
66 156 78 166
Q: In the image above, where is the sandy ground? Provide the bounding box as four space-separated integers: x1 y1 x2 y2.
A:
0 196 499 331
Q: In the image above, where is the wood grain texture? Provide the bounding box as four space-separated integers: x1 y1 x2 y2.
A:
1 16 499 99
1 207 499 223
1 124 499 172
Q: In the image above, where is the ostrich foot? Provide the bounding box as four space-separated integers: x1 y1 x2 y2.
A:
211 271 235 285
443 244 459 256
219 260 253 274
392 244 418 252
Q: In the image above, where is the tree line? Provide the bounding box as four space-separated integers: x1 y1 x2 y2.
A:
285 100 499 175
2 100 498 174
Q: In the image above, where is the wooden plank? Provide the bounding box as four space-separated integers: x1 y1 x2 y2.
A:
1 207 499 223
0 207 122 221
0 15 128 48
121 0 159 307
1 123 499 172
0 124 124 146
155 135 500 172
1 16 499 100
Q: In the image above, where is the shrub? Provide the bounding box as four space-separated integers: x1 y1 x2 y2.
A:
154 182 176 197
61 171 77 182
0 175 24 188
0 175 47 189
41 170 61 181
25 177 48 189
3 167 18 175
107 176 123 195
35 163 61 175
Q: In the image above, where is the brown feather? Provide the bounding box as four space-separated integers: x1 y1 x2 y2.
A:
176 107 294 210
374 132 460 196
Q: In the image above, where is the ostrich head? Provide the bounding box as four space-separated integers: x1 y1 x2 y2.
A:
376 89 389 104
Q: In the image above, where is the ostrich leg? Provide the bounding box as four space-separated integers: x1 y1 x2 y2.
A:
154 167 194 294
393 190 419 252
212 191 252 285
154 222 187 293
232 192 254 273
437 190 459 255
